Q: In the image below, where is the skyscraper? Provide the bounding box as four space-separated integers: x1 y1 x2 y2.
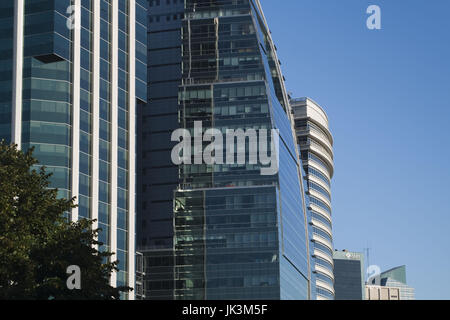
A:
139 0 315 300
172 0 313 300
291 97 335 300
333 250 365 300
0 0 147 299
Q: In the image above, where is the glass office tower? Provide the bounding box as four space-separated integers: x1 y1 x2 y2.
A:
291 97 335 300
0 0 147 299
171 0 313 300
137 0 185 299
333 250 365 300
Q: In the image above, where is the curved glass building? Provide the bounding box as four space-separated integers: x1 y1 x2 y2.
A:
291 97 335 300
170 0 314 300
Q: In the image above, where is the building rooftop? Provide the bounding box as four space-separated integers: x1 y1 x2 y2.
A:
380 265 407 284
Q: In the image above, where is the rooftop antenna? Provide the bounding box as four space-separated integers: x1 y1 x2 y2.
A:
364 245 371 282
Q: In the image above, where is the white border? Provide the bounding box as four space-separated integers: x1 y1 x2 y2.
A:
11 0 24 147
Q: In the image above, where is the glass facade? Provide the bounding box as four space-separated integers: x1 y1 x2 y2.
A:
22 0 73 200
0 1 16 143
137 0 184 300
171 0 313 300
2 0 147 300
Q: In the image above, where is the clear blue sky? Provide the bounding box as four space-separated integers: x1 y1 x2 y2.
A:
260 0 450 299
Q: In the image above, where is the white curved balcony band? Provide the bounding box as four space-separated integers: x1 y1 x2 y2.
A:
311 218 333 237
308 174 331 195
315 265 335 280
309 140 333 161
310 133 333 158
316 285 334 300
312 229 333 252
305 156 333 180
291 98 332 138
309 202 332 222
314 248 334 265
316 279 335 295
309 189 332 210
305 121 333 144
296 121 331 142
307 140 334 168
306 117 333 140
303 146 334 176
311 210 333 230
307 165 332 189
297 129 333 158
315 281 334 299
316 294 329 301
312 234 333 252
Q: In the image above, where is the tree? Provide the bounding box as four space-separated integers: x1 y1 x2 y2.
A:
0 141 131 300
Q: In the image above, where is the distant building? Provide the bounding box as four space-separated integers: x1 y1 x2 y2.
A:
380 266 415 300
333 250 365 300
366 265 415 300
365 285 400 300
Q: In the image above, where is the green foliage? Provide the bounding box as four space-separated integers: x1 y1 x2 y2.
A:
0 141 131 300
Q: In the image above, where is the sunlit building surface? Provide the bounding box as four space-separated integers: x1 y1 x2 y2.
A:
139 0 314 300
